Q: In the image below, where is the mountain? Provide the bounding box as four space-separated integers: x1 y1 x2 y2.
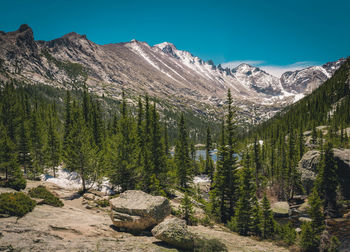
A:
0 25 345 125
280 59 345 94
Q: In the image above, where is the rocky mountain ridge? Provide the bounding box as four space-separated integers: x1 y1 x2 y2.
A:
0 24 345 124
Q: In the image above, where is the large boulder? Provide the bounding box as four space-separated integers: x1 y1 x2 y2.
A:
298 150 320 194
333 149 350 200
152 217 227 251
271 201 290 218
152 217 194 250
109 190 171 232
298 149 350 199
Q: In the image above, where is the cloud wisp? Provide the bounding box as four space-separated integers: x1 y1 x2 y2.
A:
221 60 265 69
221 60 320 77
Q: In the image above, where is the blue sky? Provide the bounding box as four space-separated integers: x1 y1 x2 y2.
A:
1 0 349 76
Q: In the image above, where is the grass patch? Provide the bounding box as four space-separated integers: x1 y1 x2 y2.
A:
0 192 36 217
96 199 109 208
28 185 64 207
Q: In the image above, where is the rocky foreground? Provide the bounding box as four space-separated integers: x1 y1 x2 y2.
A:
0 180 287 252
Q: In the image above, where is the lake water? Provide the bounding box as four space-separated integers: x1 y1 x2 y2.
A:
170 149 240 163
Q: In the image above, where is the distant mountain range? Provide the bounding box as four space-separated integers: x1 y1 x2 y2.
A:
0 24 345 124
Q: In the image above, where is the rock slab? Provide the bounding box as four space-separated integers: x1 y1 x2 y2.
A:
109 190 171 232
271 201 290 218
151 217 194 250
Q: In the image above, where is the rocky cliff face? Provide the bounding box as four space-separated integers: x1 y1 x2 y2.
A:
280 59 345 94
0 25 344 125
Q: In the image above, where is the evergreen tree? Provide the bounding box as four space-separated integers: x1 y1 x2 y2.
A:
210 90 239 223
250 195 262 237
0 126 18 180
298 127 305 160
0 83 18 142
65 103 98 192
232 151 256 236
18 119 32 175
45 108 60 178
175 113 192 189
253 136 261 195
139 95 152 192
205 126 214 183
109 92 137 192
180 192 196 225
261 193 275 239
30 111 45 178
92 100 104 150
63 90 72 151
225 89 238 219
316 142 338 217
150 102 167 193
209 120 228 221
300 188 325 251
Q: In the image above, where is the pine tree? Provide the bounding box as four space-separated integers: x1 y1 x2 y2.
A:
250 195 262 237
0 83 18 142
300 188 324 251
65 103 98 192
109 92 137 192
175 113 192 189
261 193 275 239
210 90 239 223
139 95 152 192
18 119 32 175
164 121 170 158
63 90 72 151
232 151 256 236
30 111 45 178
0 126 18 180
209 120 228 221
205 126 214 183
136 96 144 167
316 142 338 217
45 108 60 178
253 136 261 195
225 89 238 219
180 192 195 225
151 102 166 178
298 127 305 160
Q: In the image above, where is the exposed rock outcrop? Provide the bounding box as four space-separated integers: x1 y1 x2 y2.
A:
298 148 350 199
271 201 290 218
109 190 171 232
298 150 320 194
152 217 194 250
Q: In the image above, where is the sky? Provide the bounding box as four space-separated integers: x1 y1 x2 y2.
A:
1 0 349 77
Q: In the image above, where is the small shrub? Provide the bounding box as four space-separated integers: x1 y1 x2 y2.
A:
5 176 27 191
299 222 319 252
28 185 63 207
96 199 109 208
199 215 213 227
276 222 296 245
0 192 36 217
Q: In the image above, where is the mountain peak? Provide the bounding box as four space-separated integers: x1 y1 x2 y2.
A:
153 42 179 58
61 32 87 40
234 63 258 73
18 24 32 33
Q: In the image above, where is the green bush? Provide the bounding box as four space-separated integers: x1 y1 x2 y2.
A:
0 192 36 217
299 222 319 252
199 215 213 227
28 185 63 207
276 222 296 245
96 199 109 208
5 176 27 191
